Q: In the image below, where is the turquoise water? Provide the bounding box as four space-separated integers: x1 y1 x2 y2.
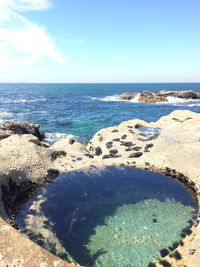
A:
16 167 197 267
0 83 199 141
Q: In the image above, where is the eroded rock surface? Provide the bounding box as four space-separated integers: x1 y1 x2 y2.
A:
0 110 200 267
0 121 45 141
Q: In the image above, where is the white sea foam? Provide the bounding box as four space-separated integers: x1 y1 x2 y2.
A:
166 96 199 104
0 98 47 104
45 132 74 143
0 110 13 117
90 94 200 106
90 93 140 103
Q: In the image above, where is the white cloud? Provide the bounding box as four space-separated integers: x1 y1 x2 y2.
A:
0 0 64 65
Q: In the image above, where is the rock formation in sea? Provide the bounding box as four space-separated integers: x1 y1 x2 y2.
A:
0 110 199 267
138 90 168 102
118 89 200 102
118 91 135 100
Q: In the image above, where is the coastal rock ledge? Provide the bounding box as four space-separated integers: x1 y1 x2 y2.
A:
0 110 200 267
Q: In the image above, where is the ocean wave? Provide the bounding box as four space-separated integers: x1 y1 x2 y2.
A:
0 110 13 117
45 132 74 143
0 98 47 104
90 94 200 106
90 94 140 103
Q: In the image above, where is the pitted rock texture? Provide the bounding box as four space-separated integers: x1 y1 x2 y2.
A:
0 110 200 267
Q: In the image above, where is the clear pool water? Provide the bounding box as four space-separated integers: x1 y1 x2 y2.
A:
16 166 196 267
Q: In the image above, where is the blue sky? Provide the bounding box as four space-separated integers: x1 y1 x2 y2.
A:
0 0 200 82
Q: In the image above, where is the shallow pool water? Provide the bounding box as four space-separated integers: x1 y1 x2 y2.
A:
16 167 196 267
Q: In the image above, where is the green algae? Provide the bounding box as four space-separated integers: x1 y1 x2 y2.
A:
85 199 194 267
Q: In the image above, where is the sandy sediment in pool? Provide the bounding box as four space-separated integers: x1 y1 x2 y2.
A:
0 109 199 266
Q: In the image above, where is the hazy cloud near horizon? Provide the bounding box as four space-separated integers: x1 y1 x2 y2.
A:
0 0 64 65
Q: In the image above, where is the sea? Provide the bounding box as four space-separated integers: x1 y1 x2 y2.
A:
0 83 199 142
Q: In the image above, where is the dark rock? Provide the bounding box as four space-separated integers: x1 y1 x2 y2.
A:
102 154 121 159
145 143 154 149
158 90 200 99
147 263 156 267
132 146 142 151
40 141 51 148
121 134 127 139
128 129 135 134
158 259 171 267
134 123 144 129
120 141 134 147
109 149 118 155
112 129 119 133
28 138 41 146
0 130 12 140
45 169 59 182
128 152 143 158
84 153 94 158
69 138 75 145
106 142 113 149
118 91 135 100
51 150 67 161
99 136 103 142
189 249 196 255
125 147 136 152
1 178 37 216
160 249 169 257
95 147 102 156
1 121 45 140
112 138 120 142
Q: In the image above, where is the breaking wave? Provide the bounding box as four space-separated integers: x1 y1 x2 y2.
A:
45 132 74 144
0 110 13 117
0 98 47 104
90 94 200 106
89 94 140 103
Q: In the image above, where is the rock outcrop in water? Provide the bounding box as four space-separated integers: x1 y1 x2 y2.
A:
118 90 200 103
118 91 135 100
0 110 200 267
138 90 168 103
0 121 45 140
157 90 200 99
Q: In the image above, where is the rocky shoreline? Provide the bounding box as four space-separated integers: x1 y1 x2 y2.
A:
118 90 200 102
0 110 200 267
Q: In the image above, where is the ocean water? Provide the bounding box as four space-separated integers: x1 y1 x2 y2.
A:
16 167 197 267
0 83 199 141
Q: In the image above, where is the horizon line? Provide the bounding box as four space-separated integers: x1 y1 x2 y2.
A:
1 82 200 84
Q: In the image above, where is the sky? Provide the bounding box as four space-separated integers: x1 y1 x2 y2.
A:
0 0 200 83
